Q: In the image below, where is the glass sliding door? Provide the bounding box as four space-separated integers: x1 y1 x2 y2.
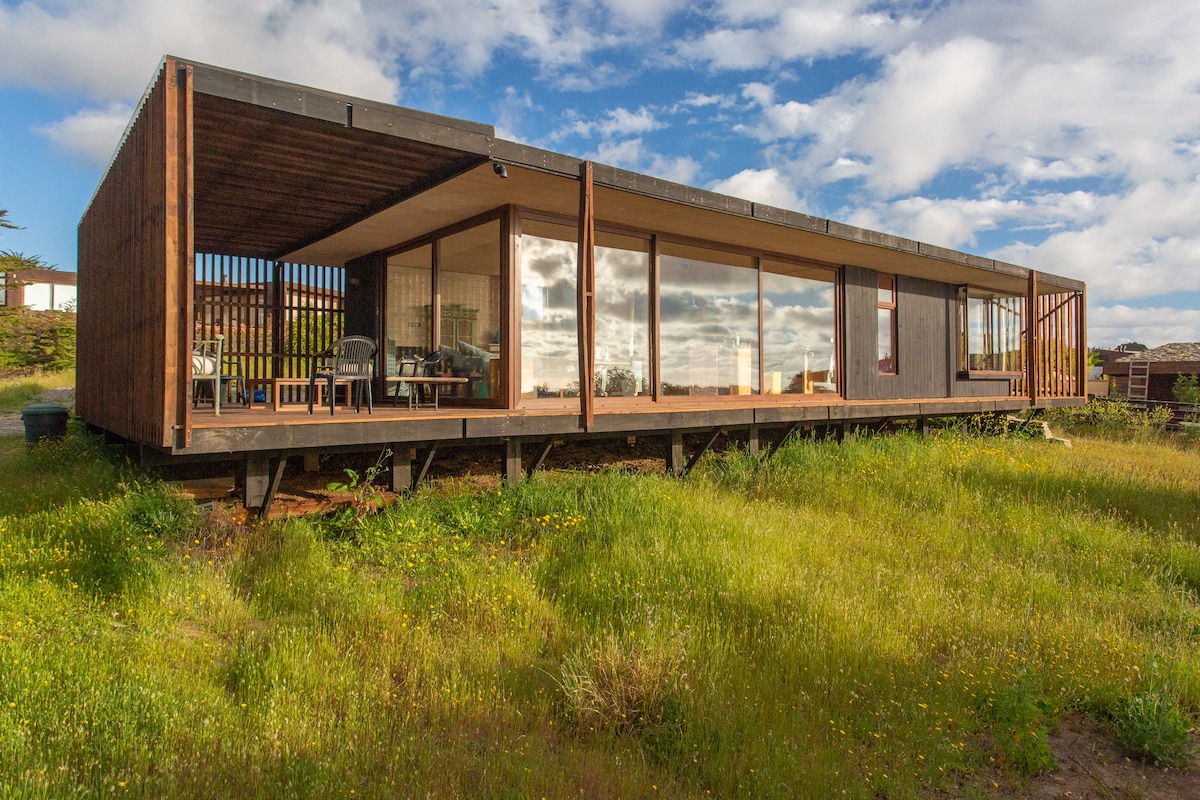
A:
384 245 433 378
440 220 502 400
594 232 650 398
761 260 838 395
659 244 758 396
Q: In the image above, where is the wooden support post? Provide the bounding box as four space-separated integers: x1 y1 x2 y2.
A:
920 416 930 438
747 426 760 457
577 161 596 428
303 453 320 472
245 452 269 509
668 431 685 476
682 428 724 477
391 447 412 493
413 444 438 489
834 423 846 443
526 438 555 478
258 457 287 521
1027 270 1039 406
503 439 522 484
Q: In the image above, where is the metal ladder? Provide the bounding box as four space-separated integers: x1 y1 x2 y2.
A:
1126 359 1150 401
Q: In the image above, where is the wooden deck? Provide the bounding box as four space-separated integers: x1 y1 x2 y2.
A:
170 394 1077 457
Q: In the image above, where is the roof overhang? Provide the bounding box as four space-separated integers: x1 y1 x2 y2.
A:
177 57 1083 296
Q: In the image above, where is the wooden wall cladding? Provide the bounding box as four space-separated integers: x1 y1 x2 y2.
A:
843 266 960 401
78 62 182 447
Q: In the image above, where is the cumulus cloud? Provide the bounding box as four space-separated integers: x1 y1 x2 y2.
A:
558 107 665 140
0 0 399 102
592 139 701 185
710 168 807 213
1088 305 1200 349
688 0 918 69
35 102 133 166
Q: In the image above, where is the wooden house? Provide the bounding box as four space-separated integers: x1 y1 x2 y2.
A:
2 269 77 311
77 57 1087 510
1103 343 1200 401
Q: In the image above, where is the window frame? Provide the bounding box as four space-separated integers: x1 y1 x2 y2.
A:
877 273 897 376
957 286 1025 379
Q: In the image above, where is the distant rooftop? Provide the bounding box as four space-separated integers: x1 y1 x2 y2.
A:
1115 342 1200 362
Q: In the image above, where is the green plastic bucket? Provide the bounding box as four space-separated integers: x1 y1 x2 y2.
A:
21 403 69 446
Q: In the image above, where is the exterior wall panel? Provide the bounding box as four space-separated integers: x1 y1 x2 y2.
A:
78 63 183 447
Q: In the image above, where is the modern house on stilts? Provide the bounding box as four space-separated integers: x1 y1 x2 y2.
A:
77 57 1087 514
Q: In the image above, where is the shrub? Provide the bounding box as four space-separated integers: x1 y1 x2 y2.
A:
990 684 1057 777
0 307 76 371
1112 689 1194 766
1172 374 1200 405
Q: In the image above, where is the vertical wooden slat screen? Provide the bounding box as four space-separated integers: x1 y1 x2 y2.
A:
1025 289 1084 401
193 255 344 405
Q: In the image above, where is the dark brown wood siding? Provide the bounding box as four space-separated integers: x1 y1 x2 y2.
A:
843 266 1010 401
78 60 188 447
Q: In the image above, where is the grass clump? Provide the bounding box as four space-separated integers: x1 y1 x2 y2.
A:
0 367 73 414
1112 687 1195 766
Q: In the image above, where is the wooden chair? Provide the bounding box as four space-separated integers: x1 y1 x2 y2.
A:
192 334 244 415
307 336 376 415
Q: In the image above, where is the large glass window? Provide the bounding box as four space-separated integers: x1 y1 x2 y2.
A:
762 260 837 394
660 244 758 396
594 233 650 398
520 220 579 398
877 274 897 375
440 221 502 400
384 245 433 377
960 288 1024 374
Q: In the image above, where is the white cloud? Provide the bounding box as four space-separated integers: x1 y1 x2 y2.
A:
35 102 133 166
709 168 806 213
559 107 665 140
689 0 918 69
0 0 399 102
592 139 701 185
1088 305 1200 349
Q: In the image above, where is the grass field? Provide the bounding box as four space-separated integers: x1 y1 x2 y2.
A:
0 420 1196 798
0 368 74 414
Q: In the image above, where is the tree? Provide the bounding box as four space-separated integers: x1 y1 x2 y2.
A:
0 250 55 271
0 209 20 233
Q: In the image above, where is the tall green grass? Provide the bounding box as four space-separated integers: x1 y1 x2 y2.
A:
0 427 1196 798
0 368 74 414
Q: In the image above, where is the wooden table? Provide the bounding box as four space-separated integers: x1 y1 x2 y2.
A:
385 376 468 409
247 377 355 411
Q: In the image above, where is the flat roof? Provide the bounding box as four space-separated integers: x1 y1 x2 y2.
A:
144 56 1084 296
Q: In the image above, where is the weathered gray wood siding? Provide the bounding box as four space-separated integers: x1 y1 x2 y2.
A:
843 265 1010 401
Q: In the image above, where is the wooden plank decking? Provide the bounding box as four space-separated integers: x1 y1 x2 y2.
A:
170 394 1072 457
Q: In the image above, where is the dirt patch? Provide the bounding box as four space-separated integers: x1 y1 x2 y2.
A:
961 716 1198 800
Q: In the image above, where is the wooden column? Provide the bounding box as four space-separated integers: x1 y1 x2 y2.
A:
1027 270 1039 406
649 235 661 401
391 447 412 493
503 439 523 484
246 452 269 509
1076 288 1087 397
168 60 195 448
747 425 760 457
577 161 596 428
668 431 684 476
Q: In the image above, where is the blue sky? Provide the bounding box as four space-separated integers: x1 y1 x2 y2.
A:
2 0 1199 347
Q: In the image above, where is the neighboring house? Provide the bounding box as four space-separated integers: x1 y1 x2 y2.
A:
2 269 77 311
76 57 1087 510
1104 343 1200 401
